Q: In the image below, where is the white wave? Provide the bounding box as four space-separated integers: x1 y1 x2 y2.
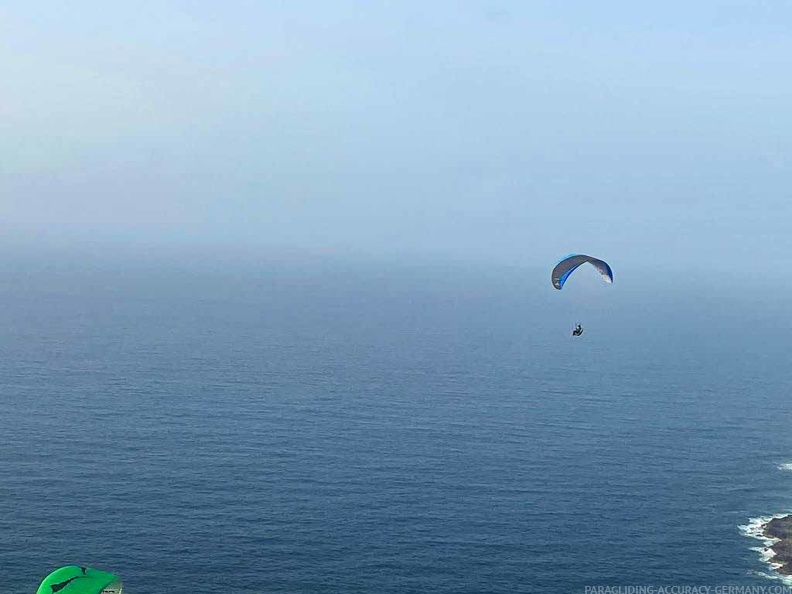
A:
777 463 792 471
740 515 784 544
749 568 792 585
750 568 792 586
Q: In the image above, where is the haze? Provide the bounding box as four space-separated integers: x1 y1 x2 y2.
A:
2 1 791 272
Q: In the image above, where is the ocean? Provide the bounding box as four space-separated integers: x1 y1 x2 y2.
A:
2 254 792 593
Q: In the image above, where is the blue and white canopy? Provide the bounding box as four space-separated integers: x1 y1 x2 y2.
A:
551 254 613 290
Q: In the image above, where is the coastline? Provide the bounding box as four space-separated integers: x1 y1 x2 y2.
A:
762 516 792 575
742 514 792 577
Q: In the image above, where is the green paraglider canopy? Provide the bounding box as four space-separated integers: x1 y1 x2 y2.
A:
36 566 122 594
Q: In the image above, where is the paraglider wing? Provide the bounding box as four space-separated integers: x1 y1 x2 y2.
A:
36 566 121 594
551 254 613 290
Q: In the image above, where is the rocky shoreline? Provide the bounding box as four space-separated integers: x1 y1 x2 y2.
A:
762 516 792 575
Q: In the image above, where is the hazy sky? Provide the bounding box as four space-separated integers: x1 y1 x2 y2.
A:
2 1 791 269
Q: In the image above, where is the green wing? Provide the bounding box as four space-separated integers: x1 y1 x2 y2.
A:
36 566 121 594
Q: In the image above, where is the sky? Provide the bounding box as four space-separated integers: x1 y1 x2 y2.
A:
1 1 791 271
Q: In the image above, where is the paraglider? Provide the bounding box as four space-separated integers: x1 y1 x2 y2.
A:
552 254 613 337
36 566 122 594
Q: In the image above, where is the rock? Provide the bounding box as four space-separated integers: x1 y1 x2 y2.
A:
763 516 792 575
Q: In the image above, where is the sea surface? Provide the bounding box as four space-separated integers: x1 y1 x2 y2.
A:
3 254 792 593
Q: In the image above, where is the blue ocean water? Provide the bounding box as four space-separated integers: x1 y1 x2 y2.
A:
3 255 792 593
